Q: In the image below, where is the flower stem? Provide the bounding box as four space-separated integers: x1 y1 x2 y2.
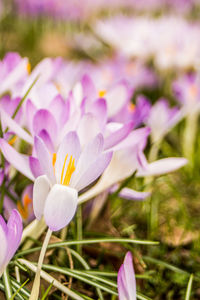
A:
76 205 82 255
29 227 52 300
183 111 198 166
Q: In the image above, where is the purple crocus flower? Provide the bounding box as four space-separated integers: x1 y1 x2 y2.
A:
117 251 136 300
0 52 29 96
0 209 23 277
146 98 182 142
31 131 112 231
173 72 200 115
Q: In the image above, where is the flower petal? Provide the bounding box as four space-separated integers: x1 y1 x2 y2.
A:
104 121 134 150
0 225 7 276
106 84 128 117
6 209 23 262
119 188 150 201
33 109 58 142
75 151 113 192
0 138 34 181
44 184 78 231
33 175 51 220
70 133 104 188
123 252 136 300
137 157 188 177
34 136 55 183
77 113 101 147
0 109 33 145
29 156 42 178
55 131 81 184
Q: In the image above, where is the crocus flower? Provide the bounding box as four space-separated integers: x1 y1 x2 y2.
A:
0 52 30 96
173 72 200 115
117 251 136 300
32 131 112 231
146 98 182 143
0 209 23 277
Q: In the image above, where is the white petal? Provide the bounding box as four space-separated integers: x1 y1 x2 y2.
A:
33 175 51 220
44 184 78 231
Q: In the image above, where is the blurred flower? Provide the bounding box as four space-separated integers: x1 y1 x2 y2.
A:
0 209 23 277
117 251 136 300
173 72 200 115
0 52 29 96
146 98 182 142
95 16 200 70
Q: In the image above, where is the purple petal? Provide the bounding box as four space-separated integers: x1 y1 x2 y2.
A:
34 136 55 183
123 252 136 300
117 264 129 300
0 225 7 276
48 95 69 130
6 209 23 262
81 74 96 101
137 157 188 177
119 188 150 201
89 98 107 131
29 156 43 178
44 184 78 231
38 129 54 153
75 151 113 192
0 139 34 181
25 99 37 133
104 122 134 150
33 109 58 142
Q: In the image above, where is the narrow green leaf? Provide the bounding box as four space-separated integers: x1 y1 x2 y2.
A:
41 281 54 300
10 279 29 300
185 274 194 300
15 238 159 258
3 268 12 300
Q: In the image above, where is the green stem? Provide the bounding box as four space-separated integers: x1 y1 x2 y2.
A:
76 205 83 255
29 228 52 300
3 267 13 300
183 112 199 165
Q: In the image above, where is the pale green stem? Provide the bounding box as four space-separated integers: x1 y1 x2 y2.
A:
183 112 199 165
3 267 12 299
76 205 82 255
29 228 52 300
146 139 162 239
148 139 161 163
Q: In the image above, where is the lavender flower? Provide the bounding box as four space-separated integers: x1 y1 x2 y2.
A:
0 209 23 277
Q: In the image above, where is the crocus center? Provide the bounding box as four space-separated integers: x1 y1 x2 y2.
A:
17 193 32 220
60 154 76 186
98 90 106 98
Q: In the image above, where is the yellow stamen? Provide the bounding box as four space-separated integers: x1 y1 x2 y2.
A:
60 154 68 184
52 153 57 167
54 82 61 92
98 90 106 98
27 62 31 74
63 155 75 186
128 102 135 112
8 135 17 145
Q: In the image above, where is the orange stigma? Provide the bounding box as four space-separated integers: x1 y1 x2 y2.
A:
17 193 32 220
8 135 17 145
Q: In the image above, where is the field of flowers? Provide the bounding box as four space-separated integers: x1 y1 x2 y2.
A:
0 0 200 299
